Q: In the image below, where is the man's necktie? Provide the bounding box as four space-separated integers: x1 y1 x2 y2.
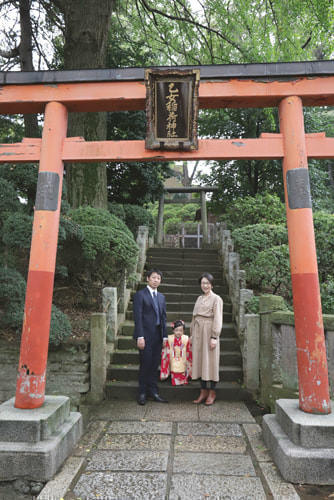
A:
153 291 160 325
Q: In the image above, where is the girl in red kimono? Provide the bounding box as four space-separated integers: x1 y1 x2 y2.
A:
160 319 192 385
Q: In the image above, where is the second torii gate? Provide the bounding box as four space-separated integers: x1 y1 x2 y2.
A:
156 186 219 246
0 61 334 414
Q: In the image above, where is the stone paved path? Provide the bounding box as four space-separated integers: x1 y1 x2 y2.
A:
38 400 300 500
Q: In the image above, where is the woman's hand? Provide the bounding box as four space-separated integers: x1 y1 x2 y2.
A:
209 338 217 350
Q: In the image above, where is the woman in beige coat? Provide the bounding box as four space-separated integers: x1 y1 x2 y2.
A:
190 272 223 406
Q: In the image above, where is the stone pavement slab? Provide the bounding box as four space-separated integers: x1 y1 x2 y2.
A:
174 434 247 453
198 401 256 422
173 451 256 476
106 420 173 434
98 433 172 450
169 474 267 500
73 471 168 499
177 421 243 436
85 450 169 471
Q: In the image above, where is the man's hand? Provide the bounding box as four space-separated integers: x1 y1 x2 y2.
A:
137 338 145 350
162 338 167 348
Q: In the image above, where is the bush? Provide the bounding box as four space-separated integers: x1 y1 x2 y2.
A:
313 212 334 282
246 244 292 300
123 204 156 238
0 267 72 342
232 223 288 264
2 213 33 249
0 267 26 330
0 178 22 219
221 193 286 230
108 203 126 222
50 305 72 345
245 296 260 314
110 203 156 238
66 206 139 287
320 276 334 314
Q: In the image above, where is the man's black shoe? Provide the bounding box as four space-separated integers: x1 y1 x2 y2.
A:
149 393 168 403
138 394 146 405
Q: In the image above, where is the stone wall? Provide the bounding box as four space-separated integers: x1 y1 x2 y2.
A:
0 339 90 410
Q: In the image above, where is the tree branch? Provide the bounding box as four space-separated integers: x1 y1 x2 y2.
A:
0 45 20 59
139 0 247 57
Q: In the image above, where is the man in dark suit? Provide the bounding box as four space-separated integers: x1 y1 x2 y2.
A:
133 268 168 405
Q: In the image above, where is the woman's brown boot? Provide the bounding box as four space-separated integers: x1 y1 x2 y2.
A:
205 390 216 406
193 389 209 404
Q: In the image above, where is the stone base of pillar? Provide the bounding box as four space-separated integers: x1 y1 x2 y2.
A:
262 398 334 485
0 396 82 481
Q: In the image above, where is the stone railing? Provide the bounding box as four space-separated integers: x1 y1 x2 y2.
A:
217 224 334 411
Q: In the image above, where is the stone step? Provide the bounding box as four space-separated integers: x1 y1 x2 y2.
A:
134 284 229 295
145 258 222 275
126 299 232 313
131 289 230 301
157 273 225 282
132 301 232 313
126 310 233 323
107 364 242 383
116 334 240 351
110 349 242 366
104 380 252 402
158 293 231 303
147 248 219 256
119 323 238 339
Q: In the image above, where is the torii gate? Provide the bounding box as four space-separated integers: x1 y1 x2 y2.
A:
156 186 219 246
1 61 334 414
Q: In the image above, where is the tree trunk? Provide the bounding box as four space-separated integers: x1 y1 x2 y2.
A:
62 0 116 208
19 0 39 138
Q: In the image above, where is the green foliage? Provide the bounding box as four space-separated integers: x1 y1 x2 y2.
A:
232 223 288 264
0 266 72 341
2 213 33 250
148 201 199 236
109 203 156 238
0 164 38 214
320 276 334 314
110 0 334 66
1 213 33 274
0 178 22 222
66 206 139 286
246 244 291 299
313 212 334 282
124 205 155 238
108 203 126 222
150 202 198 224
49 305 72 345
0 267 26 330
245 296 260 314
222 193 286 230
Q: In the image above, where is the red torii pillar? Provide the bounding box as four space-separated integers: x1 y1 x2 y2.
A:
279 96 331 414
15 101 68 409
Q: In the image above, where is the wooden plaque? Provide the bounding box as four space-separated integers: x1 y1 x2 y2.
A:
145 69 200 150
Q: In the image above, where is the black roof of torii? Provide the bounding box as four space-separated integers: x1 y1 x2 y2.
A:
1 60 334 85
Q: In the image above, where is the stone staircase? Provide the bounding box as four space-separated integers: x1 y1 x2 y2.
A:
104 248 250 401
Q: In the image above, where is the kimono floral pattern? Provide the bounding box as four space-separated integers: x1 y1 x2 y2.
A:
160 334 192 385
